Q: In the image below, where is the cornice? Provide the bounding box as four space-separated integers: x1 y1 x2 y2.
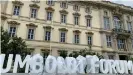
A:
1 15 7 20
85 32 94 35
26 23 37 27
75 1 133 15
73 12 81 16
12 1 24 6
43 26 54 29
73 30 81 33
29 4 40 9
45 7 55 12
58 28 68 31
59 9 68 14
7 21 20 25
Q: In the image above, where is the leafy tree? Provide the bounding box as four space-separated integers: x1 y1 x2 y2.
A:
1 27 28 72
1 27 27 55
69 45 104 59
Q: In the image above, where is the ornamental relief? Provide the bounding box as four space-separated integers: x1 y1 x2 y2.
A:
1 15 7 20
45 7 55 12
43 26 54 29
58 28 68 31
73 12 81 16
85 32 94 35
26 23 37 27
59 10 68 14
85 15 92 19
29 4 40 8
12 1 24 6
7 21 20 25
73 30 81 33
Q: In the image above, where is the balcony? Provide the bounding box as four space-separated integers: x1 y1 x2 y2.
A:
112 28 131 38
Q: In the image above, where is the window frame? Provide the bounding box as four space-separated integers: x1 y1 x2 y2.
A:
106 35 112 47
60 2 67 9
47 11 53 21
45 30 51 41
61 14 67 23
30 8 37 18
117 39 126 49
74 33 80 44
87 35 92 45
60 31 66 43
46 0 54 6
27 28 35 40
13 5 20 16
9 26 17 37
73 5 80 11
74 16 79 25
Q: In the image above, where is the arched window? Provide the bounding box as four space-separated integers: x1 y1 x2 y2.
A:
114 16 121 29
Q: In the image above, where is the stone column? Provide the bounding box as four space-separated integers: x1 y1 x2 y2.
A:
112 34 117 51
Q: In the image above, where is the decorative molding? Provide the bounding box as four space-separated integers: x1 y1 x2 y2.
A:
45 7 55 12
85 32 94 35
43 26 54 29
1 15 7 20
73 12 81 16
26 23 37 27
58 28 68 31
59 10 68 14
7 21 20 25
85 15 92 18
73 30 81 33
29 4 40 8
112 6 123 16
12 1 24 6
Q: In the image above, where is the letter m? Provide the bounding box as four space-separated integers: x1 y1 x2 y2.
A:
13 54 31 73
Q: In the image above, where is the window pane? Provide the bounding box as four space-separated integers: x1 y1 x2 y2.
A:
28 29 34 39
13 6 20 15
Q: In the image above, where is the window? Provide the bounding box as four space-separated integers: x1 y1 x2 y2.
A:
108 55 114 59
47 0 54 6
61 2 67 9
73 5 79 11
114 16 121 29
13 6 20 15
127 22 132 31
88 36 92 45
31 8 37 18
117 39 126 49
74 16 79 25
74 34 79 44
106 35 112 47
47 12 52 21
9 26 16 37
61 14 66 23
28 28 34 40
60 32 66 42
86 19 91 27
85 7 90 13
45 31 51 41
104 17 110 30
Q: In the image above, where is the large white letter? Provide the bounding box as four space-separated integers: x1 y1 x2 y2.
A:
115 60 124 74
45 55 57 73
57 56 67 74
108 60 117 74
1 54 13 73
29 54 43 73
65 57 77 73
76 55 86 74
99 59 109 74
13 54 31 73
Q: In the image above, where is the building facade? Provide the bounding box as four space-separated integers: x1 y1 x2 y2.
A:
1 0 133 60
